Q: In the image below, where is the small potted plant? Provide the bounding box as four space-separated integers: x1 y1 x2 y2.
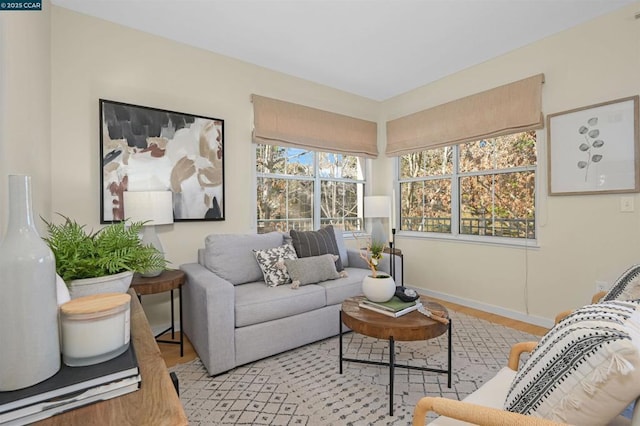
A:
358 238 395 302
43 214 167 298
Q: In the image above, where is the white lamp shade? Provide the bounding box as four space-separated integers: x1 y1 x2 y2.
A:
364 196 390 218
123 191 174 225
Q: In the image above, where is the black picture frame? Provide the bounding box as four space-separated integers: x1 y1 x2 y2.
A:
100 99 225 223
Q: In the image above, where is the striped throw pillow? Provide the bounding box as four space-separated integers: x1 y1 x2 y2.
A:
602 264 640 302
289 225 343 271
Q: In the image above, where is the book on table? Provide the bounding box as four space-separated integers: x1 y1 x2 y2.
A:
0 342 140 424
359 296 422 318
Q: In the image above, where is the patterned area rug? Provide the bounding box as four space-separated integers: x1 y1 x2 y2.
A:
170 310 539 425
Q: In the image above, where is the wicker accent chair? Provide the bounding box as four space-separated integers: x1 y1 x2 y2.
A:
413 341 563 426
414 300 640 425
413 340 640 426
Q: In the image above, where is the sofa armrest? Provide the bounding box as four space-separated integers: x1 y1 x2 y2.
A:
346 249 403 284
180 262 236 376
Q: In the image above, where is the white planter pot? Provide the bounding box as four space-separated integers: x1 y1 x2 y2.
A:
362 274 396 303
68 271 134 299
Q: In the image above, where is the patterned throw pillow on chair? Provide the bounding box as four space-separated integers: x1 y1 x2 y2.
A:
504 300 640 425
253 243 298 287
602 264 640 302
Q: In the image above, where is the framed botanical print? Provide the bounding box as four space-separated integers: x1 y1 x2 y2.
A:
547 96 639 195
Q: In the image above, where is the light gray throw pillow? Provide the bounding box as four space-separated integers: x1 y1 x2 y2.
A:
284 254 341 287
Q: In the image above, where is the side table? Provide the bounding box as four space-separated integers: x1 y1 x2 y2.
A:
131 269 185 357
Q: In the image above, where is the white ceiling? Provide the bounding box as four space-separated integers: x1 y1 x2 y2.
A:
50 0 635 101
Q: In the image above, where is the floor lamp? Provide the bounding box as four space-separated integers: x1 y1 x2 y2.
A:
123 190 174 277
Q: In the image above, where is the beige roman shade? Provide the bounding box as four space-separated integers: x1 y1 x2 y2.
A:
252 94 378 158
386 74 545 156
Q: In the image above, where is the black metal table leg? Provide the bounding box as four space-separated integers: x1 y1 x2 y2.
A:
178 284 183 357
389 337 395 416
448 319 452 388
170 289 175 339
339 310 343 374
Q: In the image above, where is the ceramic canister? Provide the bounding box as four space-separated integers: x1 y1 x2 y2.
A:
60 293 131 367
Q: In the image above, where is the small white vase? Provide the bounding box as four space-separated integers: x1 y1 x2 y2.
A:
68 270 134 299
362 274 396 302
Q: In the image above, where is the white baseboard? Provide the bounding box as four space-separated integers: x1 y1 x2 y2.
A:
416 288 555 329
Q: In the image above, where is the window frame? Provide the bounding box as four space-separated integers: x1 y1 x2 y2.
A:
395 131 540 248
253 144 368 233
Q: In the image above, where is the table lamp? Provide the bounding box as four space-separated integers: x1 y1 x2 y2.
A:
123 190 174 277
364 195 390 245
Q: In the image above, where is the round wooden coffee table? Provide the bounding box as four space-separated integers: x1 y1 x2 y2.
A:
339 295 452 416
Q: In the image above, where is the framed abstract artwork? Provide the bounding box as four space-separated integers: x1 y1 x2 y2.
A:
100 99 225 222
547 96 639 195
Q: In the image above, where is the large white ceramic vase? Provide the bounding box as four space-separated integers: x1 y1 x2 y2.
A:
362 274 396 302
0 175 61 390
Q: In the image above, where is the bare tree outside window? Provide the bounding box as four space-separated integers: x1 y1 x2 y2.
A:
256 145 365 233
398 131 536 240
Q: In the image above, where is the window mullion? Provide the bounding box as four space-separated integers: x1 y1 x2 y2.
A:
313 153 321 230
451 145 460 237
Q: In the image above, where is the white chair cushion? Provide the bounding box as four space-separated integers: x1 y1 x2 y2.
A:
428 366 634 426
504 300 640 426
429 367 516 425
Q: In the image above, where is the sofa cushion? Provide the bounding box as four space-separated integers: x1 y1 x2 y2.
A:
235 282 326 327
284 254 340 287
318 267 369 306
504 300 640 426
253 243 298 287
602 264 640 302
290 225 343 271
203 232 284 285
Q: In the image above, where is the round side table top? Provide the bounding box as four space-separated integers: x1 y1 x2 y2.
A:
341 295 448 341
130 269 185 295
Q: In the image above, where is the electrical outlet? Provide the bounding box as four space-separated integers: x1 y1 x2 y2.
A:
620 196 634 212
595 280 609 292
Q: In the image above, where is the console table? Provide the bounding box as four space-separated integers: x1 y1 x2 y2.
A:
35 289 188 425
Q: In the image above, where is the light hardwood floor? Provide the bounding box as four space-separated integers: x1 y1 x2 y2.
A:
158 298 549 368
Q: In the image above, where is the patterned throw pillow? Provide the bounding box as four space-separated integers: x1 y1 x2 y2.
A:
284 254 344 288
289 225 343 271
253 244 298 287
504 300 640 425
602 264 640 302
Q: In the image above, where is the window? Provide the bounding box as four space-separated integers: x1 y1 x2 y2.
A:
398 131 536 240
256 144 365 233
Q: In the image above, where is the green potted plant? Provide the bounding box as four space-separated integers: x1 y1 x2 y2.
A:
43 214 167 298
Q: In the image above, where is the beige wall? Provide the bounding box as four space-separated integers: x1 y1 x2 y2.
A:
5 3 639 330
50 6 379 327
381 2 640 325
0 2 51 235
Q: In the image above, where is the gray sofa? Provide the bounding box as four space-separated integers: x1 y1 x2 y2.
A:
180 230 402 376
